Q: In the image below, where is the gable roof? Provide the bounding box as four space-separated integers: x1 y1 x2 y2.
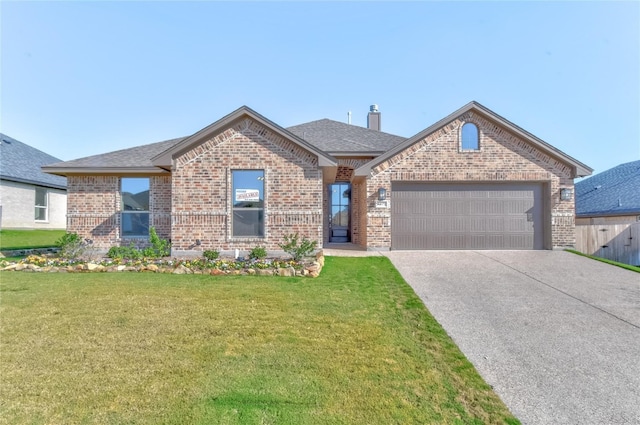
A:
575 160 640 217
0 133 67 189
152 106 337 168
354 101 593 178
42 137 184 176
286 119 405 156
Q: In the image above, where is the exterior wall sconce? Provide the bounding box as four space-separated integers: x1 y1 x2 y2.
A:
378 187 387 201
560 188 573 201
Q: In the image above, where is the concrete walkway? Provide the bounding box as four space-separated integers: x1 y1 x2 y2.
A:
383 250 640 425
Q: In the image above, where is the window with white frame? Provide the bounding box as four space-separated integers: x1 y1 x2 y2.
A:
232 170 264 237
461 122 480 150
35 187 48 221
121 178 150 237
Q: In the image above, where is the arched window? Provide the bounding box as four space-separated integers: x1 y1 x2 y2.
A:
461 123 479 150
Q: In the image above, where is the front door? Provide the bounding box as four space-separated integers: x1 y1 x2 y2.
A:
329 183 350 243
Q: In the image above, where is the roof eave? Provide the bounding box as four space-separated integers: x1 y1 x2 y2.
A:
41 166 170 176
330 151 384 157
577 210 640 218
1 175 67 190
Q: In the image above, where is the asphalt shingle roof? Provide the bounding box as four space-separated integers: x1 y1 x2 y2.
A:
43 137 185 169
575 160 640 217
43 119 406 171
287 119 405 154
0 133 67 189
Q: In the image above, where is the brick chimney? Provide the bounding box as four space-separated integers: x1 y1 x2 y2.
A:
367 104 381 131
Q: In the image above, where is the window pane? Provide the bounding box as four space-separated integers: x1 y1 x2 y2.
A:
35 188 47 207
232 170 264 208
332 206 349 227
122 178 149 211
35 206 47 221
122 212 149 237
232 170 264 237
341 184 350 205
462 123 479 150
233 210 264 237
331 186 340 205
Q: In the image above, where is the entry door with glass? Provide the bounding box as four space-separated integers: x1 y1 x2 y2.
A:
329 183 350 243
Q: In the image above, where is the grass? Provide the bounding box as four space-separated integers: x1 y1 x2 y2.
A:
565 249 640 273
0 229 66 250
0 257 520 425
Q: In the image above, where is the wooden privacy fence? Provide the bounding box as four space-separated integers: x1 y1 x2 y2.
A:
575 222 640 266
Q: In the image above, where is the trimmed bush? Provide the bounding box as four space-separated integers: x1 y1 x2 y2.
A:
249 246 267 260
279 233 317 262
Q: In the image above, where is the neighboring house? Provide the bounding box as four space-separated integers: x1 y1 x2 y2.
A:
574 160 639 266
42 102 591 254
575 160 640 224
0 133 67 229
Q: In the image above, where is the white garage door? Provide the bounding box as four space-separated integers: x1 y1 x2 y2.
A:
391 183 545 250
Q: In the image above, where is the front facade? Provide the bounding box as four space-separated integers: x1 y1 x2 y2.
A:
0 134 67 229
43 102 591 253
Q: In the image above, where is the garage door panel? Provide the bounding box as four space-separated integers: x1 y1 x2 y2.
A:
392 183 544 250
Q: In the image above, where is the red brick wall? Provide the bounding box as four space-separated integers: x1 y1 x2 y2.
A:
66 175 172 250
366 113 576 249
150 175 171 241
171 117 323 252
66 176 119 248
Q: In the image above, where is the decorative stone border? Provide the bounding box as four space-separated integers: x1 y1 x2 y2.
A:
0 247 60 258
1 251 325 278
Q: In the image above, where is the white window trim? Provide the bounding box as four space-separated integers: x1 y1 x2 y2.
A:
460 122 481 152
35 187 49 222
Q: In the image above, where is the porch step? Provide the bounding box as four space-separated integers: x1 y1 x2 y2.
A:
330 237 349 243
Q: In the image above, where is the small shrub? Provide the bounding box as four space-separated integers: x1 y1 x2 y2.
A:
107 243 142 260
278 233 317 262
203 250 219 261
106 228 169 260
249 246 267 260
148 227 170 257
55 232 90 260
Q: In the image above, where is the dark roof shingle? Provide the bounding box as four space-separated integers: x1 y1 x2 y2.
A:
43 137 185 170
575 160 640 217
287 119 405 154
0 133 67 189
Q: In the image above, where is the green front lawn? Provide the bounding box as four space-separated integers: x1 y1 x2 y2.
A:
0 229 66 250
0 257 519 424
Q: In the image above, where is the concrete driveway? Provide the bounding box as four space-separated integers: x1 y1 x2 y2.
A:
383 250 640 425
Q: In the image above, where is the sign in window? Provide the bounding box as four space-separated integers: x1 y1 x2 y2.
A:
232 170 264 237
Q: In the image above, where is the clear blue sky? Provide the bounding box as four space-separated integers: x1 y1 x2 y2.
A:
2 1 638 177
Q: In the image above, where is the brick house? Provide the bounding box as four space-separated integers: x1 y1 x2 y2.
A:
42 101 592 253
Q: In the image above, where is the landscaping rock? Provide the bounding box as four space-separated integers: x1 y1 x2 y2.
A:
172 265 192 275
306 262 320 273
278 267 296 277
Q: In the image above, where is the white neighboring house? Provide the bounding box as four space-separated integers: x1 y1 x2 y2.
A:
0 133 67 229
